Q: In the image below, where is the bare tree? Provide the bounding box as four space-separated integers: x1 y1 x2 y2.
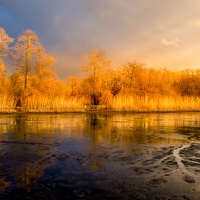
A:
0 27 14 76
12 29 44 89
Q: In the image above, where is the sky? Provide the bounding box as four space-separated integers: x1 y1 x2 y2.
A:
1 0 200 79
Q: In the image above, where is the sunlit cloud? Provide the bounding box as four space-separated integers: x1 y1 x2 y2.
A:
161 38 180 47
1 0 200 78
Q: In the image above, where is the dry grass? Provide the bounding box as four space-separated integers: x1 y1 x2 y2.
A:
1 94 200 113
25 95 86 112
0 95 16 113
112 95 200 112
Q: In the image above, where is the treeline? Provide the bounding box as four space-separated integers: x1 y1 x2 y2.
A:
1 27 200 112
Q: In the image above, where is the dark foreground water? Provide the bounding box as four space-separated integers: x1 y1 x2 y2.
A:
0 113 200 199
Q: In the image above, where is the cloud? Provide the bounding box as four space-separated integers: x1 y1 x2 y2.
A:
161 38 180 47
1 0 200 78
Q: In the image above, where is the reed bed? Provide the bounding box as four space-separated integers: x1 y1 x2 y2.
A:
0 95 16 113
1 94 200 113
25 95 86 112
112 95 200 112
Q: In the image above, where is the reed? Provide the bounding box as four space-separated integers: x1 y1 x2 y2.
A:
0 95 16 113
1 93 200 113
112 95 200 112
25 95 86 112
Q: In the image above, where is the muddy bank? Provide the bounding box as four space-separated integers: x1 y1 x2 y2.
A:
1 142 200 199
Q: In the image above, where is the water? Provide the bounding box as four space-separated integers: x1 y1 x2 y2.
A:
0 113 200 199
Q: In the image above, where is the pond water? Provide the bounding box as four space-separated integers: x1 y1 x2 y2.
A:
0 113 200 199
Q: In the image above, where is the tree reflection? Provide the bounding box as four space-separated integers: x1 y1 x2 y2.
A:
16 166 44 187
0 112 200 193
83 113 198 149
83 114 108 171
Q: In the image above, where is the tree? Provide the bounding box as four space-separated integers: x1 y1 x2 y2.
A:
0 59 6 77
0 27 14 76
105 68 122 96
122 61 144 94
174 69 200 96
82 50 111 105
12 29 44 89
66 76 83 97
0 27 14 58
34 53 56 81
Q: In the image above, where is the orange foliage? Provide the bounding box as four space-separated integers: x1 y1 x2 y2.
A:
2 26 200 112
0 27 14 57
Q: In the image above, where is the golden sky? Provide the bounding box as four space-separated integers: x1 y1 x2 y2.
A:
1 0 200 78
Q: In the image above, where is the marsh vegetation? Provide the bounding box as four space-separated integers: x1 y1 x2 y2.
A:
1 27 200 112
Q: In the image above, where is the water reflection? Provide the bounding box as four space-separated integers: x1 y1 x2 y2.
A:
1 113 200 142
83 113 199 147
0 112 200 196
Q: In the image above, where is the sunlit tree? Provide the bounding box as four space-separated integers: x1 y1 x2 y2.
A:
82 50 111 105
121 62 174 97
12 29 44 89
0 27 14 58
0 59 6 77
174 69 200 96
34 53 56 81
105 68 122 96
10 70 25 106
122 61 144 95
0 27 14 76
66 76 83 97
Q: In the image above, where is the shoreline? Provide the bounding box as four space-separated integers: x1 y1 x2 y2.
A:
1 108 200 114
